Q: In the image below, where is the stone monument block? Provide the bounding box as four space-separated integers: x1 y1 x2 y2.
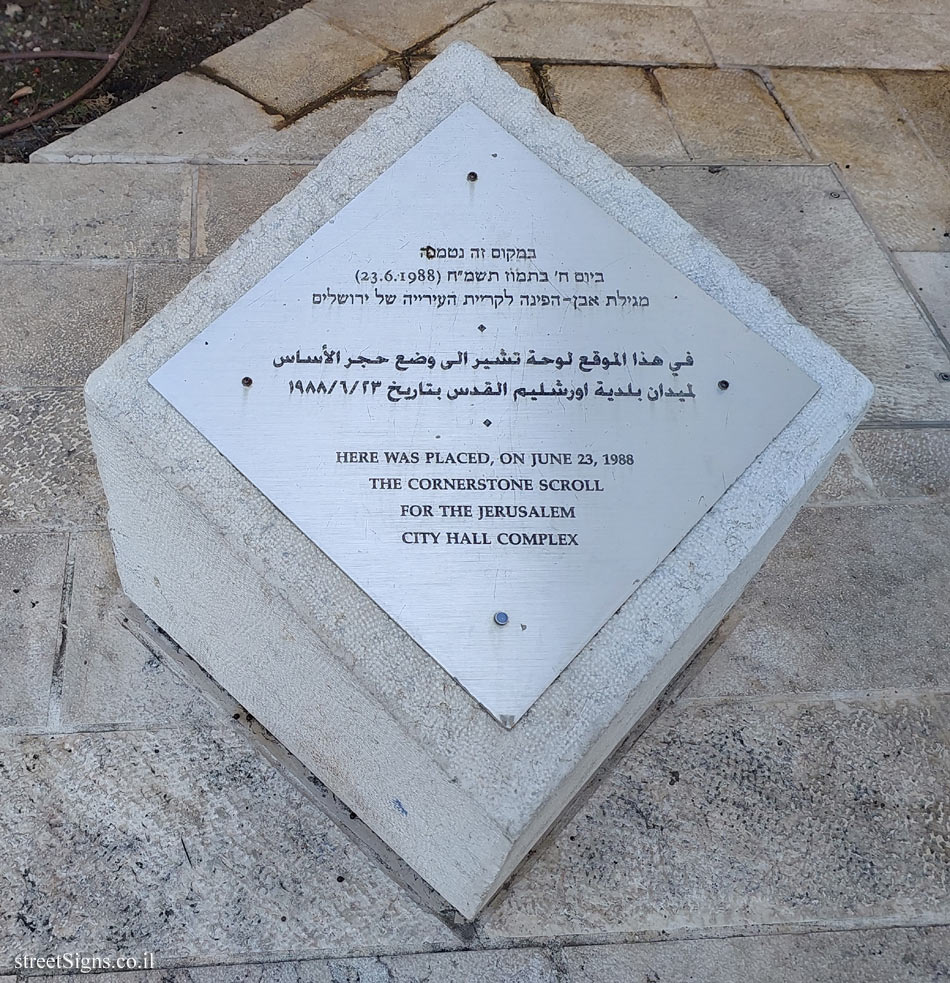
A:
85 43 872 918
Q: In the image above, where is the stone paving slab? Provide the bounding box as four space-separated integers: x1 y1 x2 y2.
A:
853 429 950 500
0 263 127 387
544 65 687 163
0 532 66 729
237 95 395 165
771 70 950 252
307 0 485 52
32 73 282 165
0 165 191 261
59 531 219 730
481 692 950 938
631 164 950 423
562 927 950 982
0 390 106 529
878 70 950 164
895 252 950 338
655 67 808 161
201 8 387 118
430 2 715 63
695 9 950 69
0 727 455 971
683 504 950 698
195 165 311 259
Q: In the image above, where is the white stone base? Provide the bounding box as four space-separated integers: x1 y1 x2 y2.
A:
85 42 872 919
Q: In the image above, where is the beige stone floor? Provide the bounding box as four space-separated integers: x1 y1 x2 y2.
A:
2 1 949 979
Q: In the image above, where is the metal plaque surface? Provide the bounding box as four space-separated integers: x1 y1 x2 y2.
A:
150 103 818 725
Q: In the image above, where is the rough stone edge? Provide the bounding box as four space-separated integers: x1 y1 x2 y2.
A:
85 42 873 914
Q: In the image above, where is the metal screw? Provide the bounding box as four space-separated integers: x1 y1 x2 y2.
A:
938 371 950 383
494 611 509 626
241 376 253 387
467 171 478 182
718 379 730 390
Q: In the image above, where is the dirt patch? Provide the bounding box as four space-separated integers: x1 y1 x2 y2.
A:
1 0 310 161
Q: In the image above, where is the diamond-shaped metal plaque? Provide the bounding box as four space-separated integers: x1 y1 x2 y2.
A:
150 103 817 725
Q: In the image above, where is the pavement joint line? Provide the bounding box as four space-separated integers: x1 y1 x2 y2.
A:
45 532 76 733
528 61 553 112
0 257 201 266
300 4 403 57
807 495 949 508
0 384 85 393
757 68 818 162
749 67 813 159
0 917 942 975
858 419 950 429
269 61 395 130
0 524 108 534
403 0 498 58
676 687 950 710
626 159 833 167
644 66 692 161
121 260 134 342
687 5 718 69
190 63 287 119
188 164 200 261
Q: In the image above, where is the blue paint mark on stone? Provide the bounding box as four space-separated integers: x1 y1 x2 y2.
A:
393 798 408 816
